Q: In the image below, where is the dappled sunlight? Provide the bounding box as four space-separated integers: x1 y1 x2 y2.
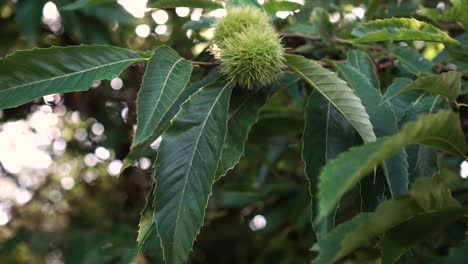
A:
175 7 190 17
249 214 267 231
42 1 62 33
107 159 123 176
152 9 169 24
135 24 151 38
460 161 468 178
118 0 148 18
1 0 467 262
0 76 140 231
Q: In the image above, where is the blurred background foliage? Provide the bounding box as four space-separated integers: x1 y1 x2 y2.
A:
0 0 467 263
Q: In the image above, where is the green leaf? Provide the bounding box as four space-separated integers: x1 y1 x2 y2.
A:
347 49 380 90
382 71 462 102
132 46 192 148
316 213 372 264
400 95 447 124
226 0 260 8
422 0 468 30
351 17 460 45
262 1 303 14
407 145 439 180
384 78 419 122
334 63 409 196
302 91 357 240
122 71 220 171
409 176 453 211
318 176 463 264
15 0 47 43
390 46 433 76
77 3 135 25
434 32 468 63
136 185 164 262
60 0 114 10
448 45 468 64
453 61 468 75
402 95 446 181
58 11 113 45
215 89 268 180
365 0 379 21
149 0 223 8
153 82 232 264
0 45 145 110
310 7 333 44
317 197 420 264
285 54 376 143
183 17 216 30
381 208 467 264
318 110 466 220
137 189 155 247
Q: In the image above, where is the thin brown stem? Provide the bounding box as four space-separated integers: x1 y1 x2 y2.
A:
450 99 468 110
282 33 386 51
355 43 386 51
280 32 322 41
192 61 220 67
458 103 468 109
434 62 457 73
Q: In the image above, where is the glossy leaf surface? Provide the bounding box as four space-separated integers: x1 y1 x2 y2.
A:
132 46 193 147
318 110 466 220
383 71 462 102
153 82 232 264
335 63 409 197
149 0 222 8
352 18 459 45
285 54 376 143
0 45 145 109
215 89 268 179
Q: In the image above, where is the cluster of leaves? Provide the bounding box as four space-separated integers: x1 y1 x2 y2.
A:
1 0 468 263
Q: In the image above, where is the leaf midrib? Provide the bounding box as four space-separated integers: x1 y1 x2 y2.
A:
136 57 186 145
1 57 143 93
171 84 228 260
286 57 375 143
417 135 466 158
347 135 466 188
393 53 422 75
334 63 400 197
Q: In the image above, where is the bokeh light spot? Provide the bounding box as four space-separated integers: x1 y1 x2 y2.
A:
460 161 468 178
60 177 75 190
110 77 124 90
249 215 267 231
108 160 123 176
152 9 169 24
175 7 190 17
135 24 151 38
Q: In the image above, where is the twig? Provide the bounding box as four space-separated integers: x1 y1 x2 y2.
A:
355 43 386 52
434 62 457 73
192 61 220 67
450 98 468 110
280 32 322 41
282 33 386 51
458 103 468 109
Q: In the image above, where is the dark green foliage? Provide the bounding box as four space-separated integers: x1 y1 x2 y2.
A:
0 1 467 263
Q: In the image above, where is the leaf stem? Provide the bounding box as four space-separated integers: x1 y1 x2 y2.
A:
192 61 220 67
280 32 322 41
